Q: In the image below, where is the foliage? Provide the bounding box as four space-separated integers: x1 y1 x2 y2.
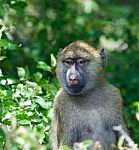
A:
59 140 93 150
0 0 139 149
0 63 57 149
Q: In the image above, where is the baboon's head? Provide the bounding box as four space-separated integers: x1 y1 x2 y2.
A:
56 41 106 95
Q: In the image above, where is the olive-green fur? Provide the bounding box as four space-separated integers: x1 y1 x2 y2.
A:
51 41 127 150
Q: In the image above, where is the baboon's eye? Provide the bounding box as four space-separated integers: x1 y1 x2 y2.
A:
77 59 89 66
64 59 74 66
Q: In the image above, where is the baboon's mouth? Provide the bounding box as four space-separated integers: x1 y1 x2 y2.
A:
67 84 84 94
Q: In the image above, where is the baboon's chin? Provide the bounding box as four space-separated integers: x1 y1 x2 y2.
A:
67 85 84 95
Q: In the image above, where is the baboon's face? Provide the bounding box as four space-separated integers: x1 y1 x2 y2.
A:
63 58 90 94
56 41 104 95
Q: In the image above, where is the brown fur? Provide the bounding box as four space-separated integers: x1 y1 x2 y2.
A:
51 41 127 150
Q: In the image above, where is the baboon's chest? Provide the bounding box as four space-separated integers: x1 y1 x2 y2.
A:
60 98 114 131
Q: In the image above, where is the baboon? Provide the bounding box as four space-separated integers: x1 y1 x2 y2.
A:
51 41 127 150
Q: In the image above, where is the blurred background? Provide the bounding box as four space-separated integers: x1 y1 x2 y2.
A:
0 0 139 149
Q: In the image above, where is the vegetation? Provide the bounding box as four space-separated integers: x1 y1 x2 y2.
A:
0 0 139 149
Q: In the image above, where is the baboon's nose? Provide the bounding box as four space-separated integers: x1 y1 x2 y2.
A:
69 74 79 85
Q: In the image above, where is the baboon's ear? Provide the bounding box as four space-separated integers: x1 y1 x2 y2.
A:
98 48 107 68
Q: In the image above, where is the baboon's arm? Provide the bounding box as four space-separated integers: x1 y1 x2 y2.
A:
51 103 60 150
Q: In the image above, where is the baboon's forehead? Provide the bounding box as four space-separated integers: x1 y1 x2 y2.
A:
59 41 98 60
60 49 92 59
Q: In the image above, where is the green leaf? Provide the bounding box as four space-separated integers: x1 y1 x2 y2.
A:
10 1 27 15
0 102 4 118
26 81 37 86
0 6 5 18
51 54 57 67
34 72 42 82
37 61 52 72
17 67 26 78
34 96 48 109
0 39 17 50
0 56 6 61
82 140 93 147
8 43 17 50
0 39 9 49
0 79 6 85
59 145 72 150
0 69 3 77
130 101 139 107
